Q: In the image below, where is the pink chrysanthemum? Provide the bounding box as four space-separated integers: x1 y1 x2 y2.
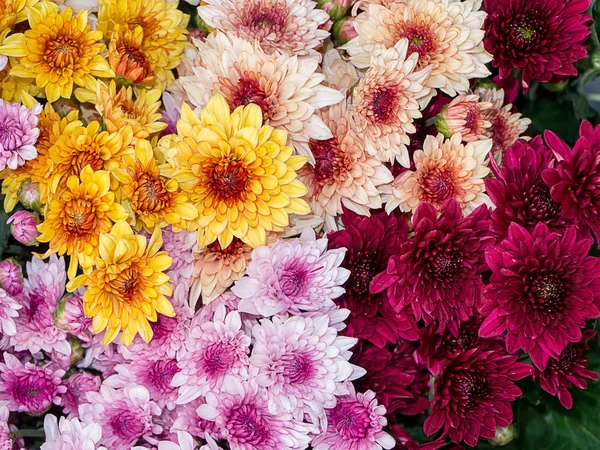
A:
312 383 395 450
54 290 92 343
173 305 251 404
171 397 221 440
233 230 349 317
479 223 600 370
198 0 329 58
11 255 70 356
0 288 19 337
60 372 102 418
79 333 125 378
0 406 13 449
0 99 40 170
41 415 104 450
80 385 162 450
0 353 66 414
250 315 357 423
161 227 196 302
0 259 23 297
436 94 492 142
197 379 312 450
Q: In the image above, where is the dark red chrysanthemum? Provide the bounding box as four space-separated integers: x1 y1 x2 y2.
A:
483 0 591 90
542 122 600 241
328 209 418 345
424 348 531 446
479 223 600 370
371 200 493 330
352 342 430 416
533 330 598 409
392 426 446 450
486 137 570 238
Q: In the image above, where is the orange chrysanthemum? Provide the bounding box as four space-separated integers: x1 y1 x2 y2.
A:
108 25 156 86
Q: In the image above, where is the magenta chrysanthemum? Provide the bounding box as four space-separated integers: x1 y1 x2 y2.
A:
0 259 23 297
479 223 600 370
483 0 591 90
372 200 493 329
59 372 101 418
0 99 40 170
0 288 19 337
0 353 66 414
424 348 531 446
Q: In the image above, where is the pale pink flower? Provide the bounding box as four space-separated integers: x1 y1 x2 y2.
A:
41 415 105 450
198 0 329 58
0 406 13 449
7 210 39 245
60 372 101 418
0 288 20 337
197 379 312 450
0 353 66 414
162 227 196 307
250 315 357 424
79 333 125 377
173 305 251 404
312 384 395 450
321 47 359 91
233 230 349 317
171 397 221 440
195 292 258 337
436 94 492 142
54 290 92 343
0 99 40 170
0 259 23 297
80 384 162 450
133 431 197 450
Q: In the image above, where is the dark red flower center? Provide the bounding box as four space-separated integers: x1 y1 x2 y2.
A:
230 78 270 119
243 3 287 32
369 85 398 124
330 400 371 439
524 179 562 222
395 23 438 68
528 273 565 314
422 169 456 203
508 12 546 51
348 252 378 295
208 238 245 256
227 403 271 444
553 344 580 374
452 370 490 409
208 159 249 204
310 138 339 182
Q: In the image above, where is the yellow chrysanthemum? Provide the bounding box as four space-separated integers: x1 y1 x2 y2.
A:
96 81 166 142
48 121 134 194
1 99 82 211
98 0 188 90
108 25 156 87
0 30 42 102
67 221 175 346
37 166 129 279
0 1 114 103
164 94 311 249
116 139 198 232
0 0 38 34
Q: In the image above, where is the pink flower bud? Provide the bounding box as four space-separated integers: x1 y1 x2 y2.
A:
0 259 23 297
54 292 92 342
60 371 102 417
317 0 352 21
332 16 358 46
7 210 39 245
17 181 41 212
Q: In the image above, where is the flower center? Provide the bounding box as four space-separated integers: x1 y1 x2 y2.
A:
279 262 310 297
524 180 561 222
108 409 146 439
114 268 142 303
430 250 462 281
208 159 249 205
70 145 105 176
554 344 579 373
280 352 314 384
528 274 565 313
368 85 398 124
65 201 96 237
227 403 271 444
207 238 245 257
330 400 371 439
229 78 271 119
133 173 171 212
146 359 179 392
309 138 340 182
509 12 545 50
46 35 81 69
453 370 489 409
0 117 22 150
202 342 236 376
243 2 287 33
395 22 439 68
9 375 52 409
421 169 457 203
348 252 378 295
115 41 152 84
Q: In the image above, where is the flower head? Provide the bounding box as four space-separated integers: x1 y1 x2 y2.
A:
67 221 175 346
7 210 38 245
479 223 600 370
41 415 104 450
107 25 156 87
0 2 113 102
436 94 492 142
54 291 93 343
483 0 591 90
0 99 39 170
233 231 349 316
60 372 102 418
0 288 19 337
0 353 66 414
0 0 38 33
424 349 531 446
198 0 329 57
0 259 23 297
165 94 311 249
385 134 492 214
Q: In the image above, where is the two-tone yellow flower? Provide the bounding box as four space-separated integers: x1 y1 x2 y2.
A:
67 221 175 346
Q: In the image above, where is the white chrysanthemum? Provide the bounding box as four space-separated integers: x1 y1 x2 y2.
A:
321 47 360 91
198 0 329 58
173 32 343 158
353 39 431 166
344 0 491 99
41 415 105 450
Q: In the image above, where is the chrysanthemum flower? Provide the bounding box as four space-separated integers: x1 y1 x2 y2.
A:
0 288 19 337
0 353 66 414
171 396 221 441
312 383 395 450
424 349 531 446
173 305 250 404
174 32 343 158
0 406 13 449
54 291 93 343
0 2 113 102
67 221 175 346
385 133 492 214
0 98 40 170
344 0 491 97
533 330 598 409
60 372 102 418
353 40 431 166
197 379 312 450
321 47 359 91
373 200 493 329
41 415 103 450
37 167 128 278
327 209 418 346
80 384 162 450
483 0 591 90
436 94 492 142
250 315 357 423
98 0 188 90
542 122 600 241
164 94 311 249
96 81 166 142
0 259 23 297
198 0 329 57
0 0 38 34
480 223 600 370
117 139 197 232
233 230 349 317
297 100 393 230
0 29 43 102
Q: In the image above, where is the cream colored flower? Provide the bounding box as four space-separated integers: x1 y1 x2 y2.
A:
436 94 492 142
321 46 359 91
344 0 491 99
173 32 343 159
385 133 492 214
297 99 393 231
353 39 431 166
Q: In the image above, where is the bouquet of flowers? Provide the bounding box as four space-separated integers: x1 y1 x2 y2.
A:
0 0 600 448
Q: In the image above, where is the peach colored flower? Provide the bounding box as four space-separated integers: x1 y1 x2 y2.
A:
321 46 359 91
436 94 492 142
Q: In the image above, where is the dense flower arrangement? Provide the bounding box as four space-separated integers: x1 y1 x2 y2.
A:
1 0 600 448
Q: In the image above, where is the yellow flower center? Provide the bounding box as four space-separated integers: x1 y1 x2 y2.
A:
46 34 84 69
132 172 172 212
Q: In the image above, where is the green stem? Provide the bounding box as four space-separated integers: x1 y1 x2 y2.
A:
12 429 45 439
